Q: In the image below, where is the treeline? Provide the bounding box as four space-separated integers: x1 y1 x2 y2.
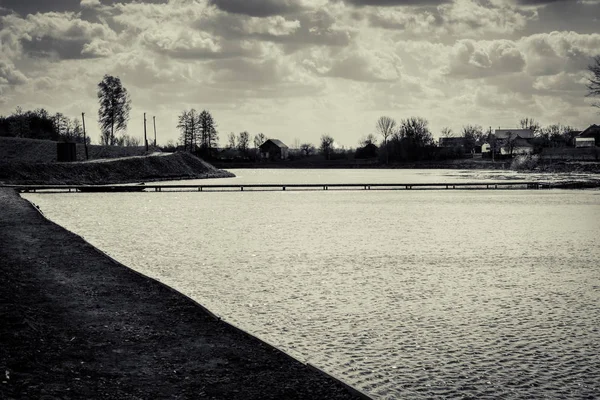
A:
177 109 219 155
0 107 90 144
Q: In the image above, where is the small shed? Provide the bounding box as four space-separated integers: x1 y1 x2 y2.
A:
57 142 76 162
259 139 289 160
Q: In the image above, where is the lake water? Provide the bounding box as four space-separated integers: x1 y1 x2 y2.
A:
24 169 600 399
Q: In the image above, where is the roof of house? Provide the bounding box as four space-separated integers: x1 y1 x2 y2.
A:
513 138 533 147
494 129 535 139
260 139 288 149
579 124 600 137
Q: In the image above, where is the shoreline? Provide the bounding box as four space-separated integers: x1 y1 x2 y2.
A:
0 187 368 399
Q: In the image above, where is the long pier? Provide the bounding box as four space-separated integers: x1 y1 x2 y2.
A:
7 181 559 193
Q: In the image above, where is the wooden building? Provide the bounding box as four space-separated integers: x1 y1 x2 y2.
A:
259 139 289 160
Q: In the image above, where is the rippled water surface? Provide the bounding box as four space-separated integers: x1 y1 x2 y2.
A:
24 169 600 399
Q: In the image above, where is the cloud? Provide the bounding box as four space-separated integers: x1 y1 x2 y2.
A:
0 60 28 85
520 31 600 76
321 47 401 81
366 0 532 37
209 0 303 16
80 0 102 8
446 39 526 78
345 0 451 6
1 11 117 59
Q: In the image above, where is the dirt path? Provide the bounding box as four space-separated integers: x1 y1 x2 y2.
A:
0 188 366 399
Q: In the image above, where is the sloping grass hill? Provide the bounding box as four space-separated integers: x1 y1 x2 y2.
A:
0 152 234 185
0 137 157 163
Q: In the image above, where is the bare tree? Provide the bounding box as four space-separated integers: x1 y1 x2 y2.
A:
177 110 192 151
237 131 250 155
441 127 454 138
359 133 378 146
227 132 236 149
587 55 600 110
198 110 218 151
520 117 540 133
320 134 335 160
399 117 434 147
253 132 266 148
300 142 316 156
375 116 396 145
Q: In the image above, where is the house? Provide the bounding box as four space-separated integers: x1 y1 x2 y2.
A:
575 124 600 147
259 139 289 160
494 129 535 140
500 137 534 155
355 142 378 159
493 128 535 155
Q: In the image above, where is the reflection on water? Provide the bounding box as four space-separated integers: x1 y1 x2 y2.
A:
23 170 600 399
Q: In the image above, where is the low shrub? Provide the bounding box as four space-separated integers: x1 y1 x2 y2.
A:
511 154 539 170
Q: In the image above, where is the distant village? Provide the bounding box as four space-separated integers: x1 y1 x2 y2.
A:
1 105 599 166
207 120 600 166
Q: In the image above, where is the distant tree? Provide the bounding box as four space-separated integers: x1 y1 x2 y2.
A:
97 74 131 146
227 132 236 149
520 117 540 133
115 134 141 147
504 131 517 155
198 110 218 151
375 116 396 163
300 142 316 156
441 127 454 138
177 110 192 151
53 113 68 139
237 131 250 155
320 134 335 160
359 133 378 146
187 109 199 149
0 107 58 140
462 125 485 142
254 132 266 148
586 55 600 110
71 118 88 144
461 125 484 152
398 117 434 147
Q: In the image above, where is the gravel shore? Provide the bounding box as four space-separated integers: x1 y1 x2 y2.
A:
0 188 366 399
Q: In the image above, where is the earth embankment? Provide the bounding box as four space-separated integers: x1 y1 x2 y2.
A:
0 152 234 185
0 187 365 399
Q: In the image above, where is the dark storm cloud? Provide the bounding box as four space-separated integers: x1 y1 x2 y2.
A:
343 0 451 6
514 0 566 4
209 0 302 17
0 0 167 16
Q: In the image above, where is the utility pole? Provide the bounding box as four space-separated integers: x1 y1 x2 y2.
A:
153 116 157 147
81 112 89 160
144 113 148 152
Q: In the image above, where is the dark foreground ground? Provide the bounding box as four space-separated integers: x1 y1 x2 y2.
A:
0 188 365 399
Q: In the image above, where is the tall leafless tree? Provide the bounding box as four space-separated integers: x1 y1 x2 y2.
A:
519 117 540 132
441 127 454 138
587 55 600 110
375 116 396 164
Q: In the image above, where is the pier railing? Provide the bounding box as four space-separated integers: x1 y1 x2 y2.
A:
7 181 560 193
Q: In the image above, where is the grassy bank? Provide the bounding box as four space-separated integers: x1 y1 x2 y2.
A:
0 136 159 164
0 152 234 185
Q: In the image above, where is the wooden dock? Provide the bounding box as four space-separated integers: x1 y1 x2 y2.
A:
7 181 558 193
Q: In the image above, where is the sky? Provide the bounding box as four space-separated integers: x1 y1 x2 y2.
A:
0 0 599 147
